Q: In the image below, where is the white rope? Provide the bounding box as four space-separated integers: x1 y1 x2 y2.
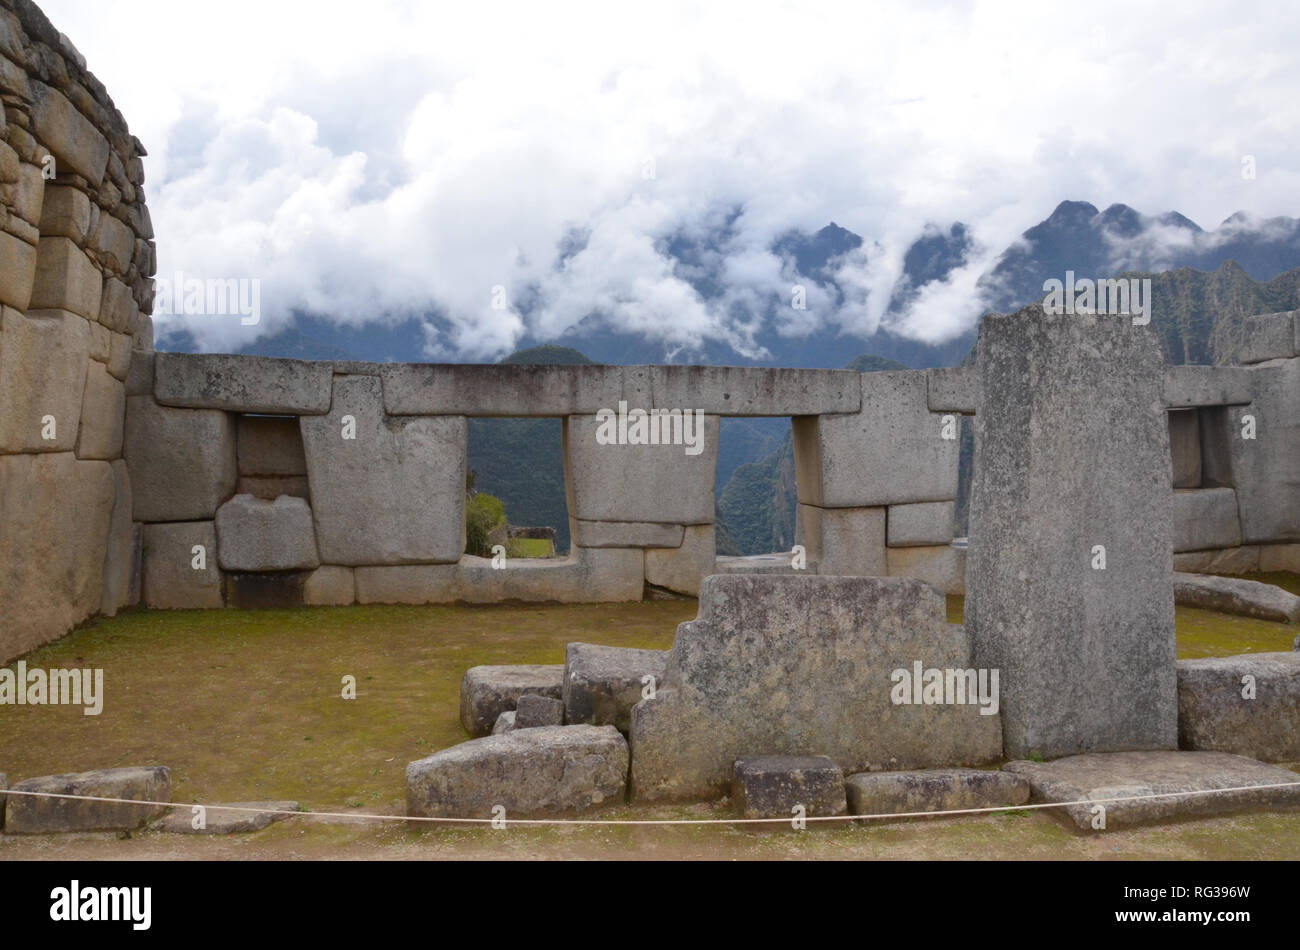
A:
5 778 1300 827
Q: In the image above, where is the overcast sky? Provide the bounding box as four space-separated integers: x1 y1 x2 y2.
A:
41 0 1300 357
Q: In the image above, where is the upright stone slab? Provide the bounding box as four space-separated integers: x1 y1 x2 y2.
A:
630 574 1002 802
300 375 466 565
967 306 1177 759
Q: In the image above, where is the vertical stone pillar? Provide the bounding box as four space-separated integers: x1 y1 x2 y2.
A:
967 305 1177 759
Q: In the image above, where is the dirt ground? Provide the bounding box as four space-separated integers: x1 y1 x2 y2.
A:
2 588 1298 861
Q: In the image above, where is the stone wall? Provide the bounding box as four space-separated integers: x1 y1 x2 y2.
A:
0 0 154 662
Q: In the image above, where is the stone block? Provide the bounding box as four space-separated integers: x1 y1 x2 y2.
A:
153 801 300 834
124 396 236 522
1168 409 1201 488
926 367 978 414
153 353 333 413
0 307 89 452
99 459 136 616
407 725 628 819
303 565 355 606
1004 751 1300 831
514 693 565 728
11 161 43 226
1178 653 1300 761
1163 365 1255 407
215 494 320 571
107 331 132 381
236 415 307 475
793 371 959 508
731 755 847 820
1236 311 1298 364
4 766 170 833
643 523 714 596
630 575 1002 802
75 359 125 460
452 546 645 604
97 275 135 332
1173 573 1300 624
563 412 718 524
571 519 684 549
224 571 309 609
887 501 955 547
0 229 37 310
1172 487 1242 553
141 521 223 609
30 236 102 320
459 664 566 737
797 504 886 576
300 375 465 565
38 183 91 243
563 642 670 732
967 307 1177 759
491 711 517 735
29 83 111 185
89 211 133 275
886 544 966 596
0 453 114 663
125 349 154 395
1260 543 1300 574
845 768 1029 817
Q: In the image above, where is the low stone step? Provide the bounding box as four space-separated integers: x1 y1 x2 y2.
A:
846 768 1029 817
1173 573 1300 624
731 755 847 819
4 766 170 833
1177 652 1300 761
153 800 301 834
459 664 565 737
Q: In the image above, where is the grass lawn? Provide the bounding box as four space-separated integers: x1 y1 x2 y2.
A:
1 580 1297 861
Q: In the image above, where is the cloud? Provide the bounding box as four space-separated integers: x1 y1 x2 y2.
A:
38 0 1300 358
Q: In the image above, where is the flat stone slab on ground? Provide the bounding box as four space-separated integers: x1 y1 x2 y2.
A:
153 801 301 834
459 664 565 737
406 725 629 819
845 768 1029 817
1173 573 1300 624
514 693 564 728
563 642 669 732
731 755 847 819
1177 652 1300 762
4 766 170 833
1004 751 1300 831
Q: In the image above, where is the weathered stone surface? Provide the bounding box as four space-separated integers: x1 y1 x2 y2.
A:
236 415 306 475
491 710 517 735
124 396 236 522
887 501 955 547
74 360 125 460
4 766 170 833
0 230 37 310
153 353 333 413
29 83 110 185
731 755 847 819
643 524 714 596
926 367 978 414
1173 545 1261 576
1168 409 1201 488
1236 311 1298 364
1200 361 1300 543
1163 365 1255 407
794 371 959 508
382 363 859 416
89 212 133 276
459 664 566 737
125 349 154 395
563 412 718 524
11 161 44 226
886 543 966 596
141 521 223 609
967 307 1177 759
572 519 684 549
38 183 91 243
563 642 669 732
99 459 135 616
153 801 300 834
797 504 886 576
224 571 308 609
407 725 628 818
1004 751 1300 831
29 236 101 320
1260 543 1300 574
1178 653 1300 761
515 693 565 728
97 276 135 333
1173 573 1300 623
0 307 89 452
1173 487 1241 552
845 768 1029 817
630 575 1002 802
215 494 319 572
0 453 114 662
302 565 355 606
301 374 465 565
